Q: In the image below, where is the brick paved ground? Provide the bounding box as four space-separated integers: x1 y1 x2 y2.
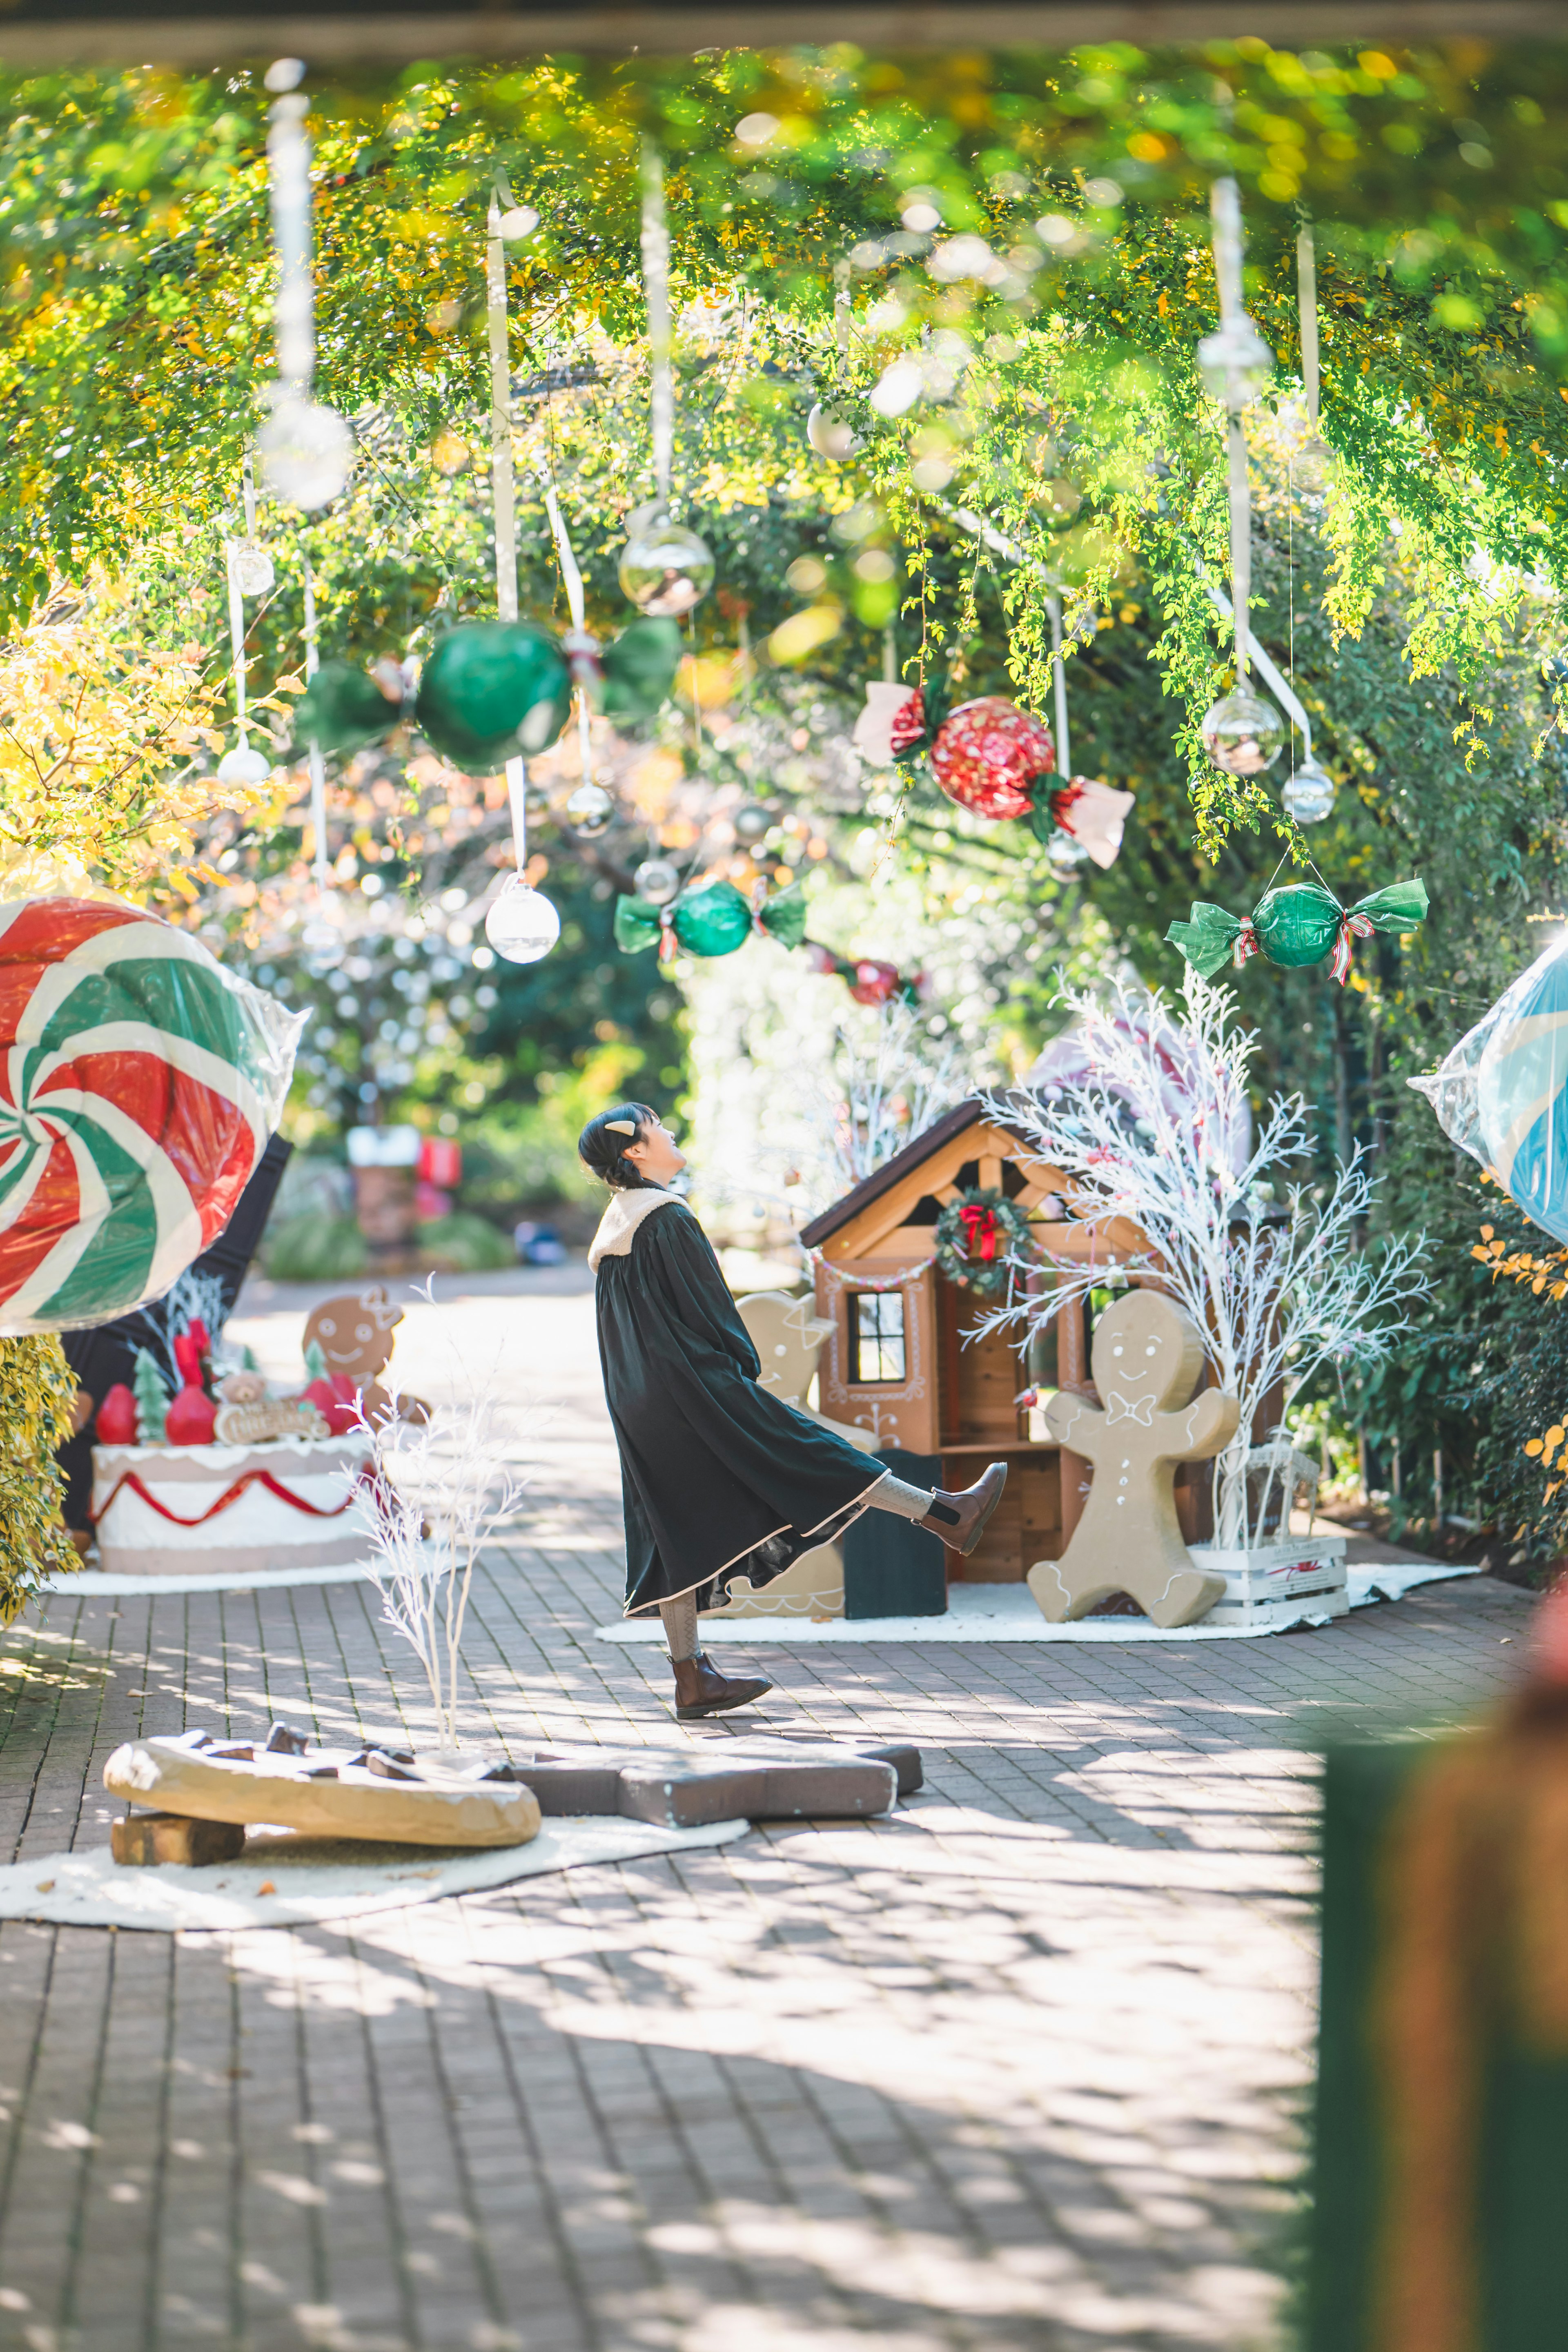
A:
0 1272 1532 2352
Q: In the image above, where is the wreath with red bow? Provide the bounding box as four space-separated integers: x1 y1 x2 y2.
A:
933 1187 1034 1297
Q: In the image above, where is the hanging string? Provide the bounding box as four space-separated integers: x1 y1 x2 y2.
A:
1297 224 1320 433
542 482 597 810
486 187 526 875
640 139 674 507
1047 594 1071 777
301 551 329 898
228 455 258 750
1210 179 1253 683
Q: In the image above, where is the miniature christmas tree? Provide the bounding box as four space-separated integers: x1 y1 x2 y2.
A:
131 1347 169 1444
304 1338 327 1384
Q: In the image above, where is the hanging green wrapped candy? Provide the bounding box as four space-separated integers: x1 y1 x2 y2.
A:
287 659 404 757
615 880 808 963
599 617 682 725
414 623 572 771
1168 877 1428 985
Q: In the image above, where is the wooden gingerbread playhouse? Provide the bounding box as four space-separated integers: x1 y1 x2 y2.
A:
798 1099 1216 1601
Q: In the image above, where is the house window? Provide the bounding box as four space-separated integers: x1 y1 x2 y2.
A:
849 1291 906 1384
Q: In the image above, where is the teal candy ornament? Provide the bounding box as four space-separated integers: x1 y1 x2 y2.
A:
600 618 683 725
287 659 403 757
615 882 807 962
414 624 572 772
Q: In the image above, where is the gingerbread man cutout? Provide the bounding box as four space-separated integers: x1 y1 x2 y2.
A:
1029 1289 1240 1629
303 1287 427 1426
735 1292 878 1452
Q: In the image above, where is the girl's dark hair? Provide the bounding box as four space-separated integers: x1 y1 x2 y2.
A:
577 1102 658 1192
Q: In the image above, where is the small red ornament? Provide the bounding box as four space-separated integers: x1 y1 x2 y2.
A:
95 1384 138 1446
304 1372 362 1436
848 959 902 1007
930 697 1055 821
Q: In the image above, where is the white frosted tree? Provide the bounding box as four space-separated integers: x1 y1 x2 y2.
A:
793 997 969 1203
977 971 1429 1551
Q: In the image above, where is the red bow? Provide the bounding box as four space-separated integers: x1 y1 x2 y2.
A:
958 1202 1000 1263
1330 910 1374 985
1233 920 1261 969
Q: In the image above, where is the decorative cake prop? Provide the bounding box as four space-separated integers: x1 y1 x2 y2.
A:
84 1290 420 1582
0 898 300 1334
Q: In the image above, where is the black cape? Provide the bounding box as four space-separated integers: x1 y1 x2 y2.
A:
592 1192 885 1615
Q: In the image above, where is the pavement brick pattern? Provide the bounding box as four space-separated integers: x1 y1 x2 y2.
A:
0 1273 1533 2352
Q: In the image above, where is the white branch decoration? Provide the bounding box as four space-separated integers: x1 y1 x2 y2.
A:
797 998 967 1200
976 971 1429 1552
354 1343 528 1753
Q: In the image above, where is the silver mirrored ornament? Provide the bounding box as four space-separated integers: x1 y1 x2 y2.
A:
1200 687 1285 776
565 782 614 837
733 804 772 844
807 404 860 463
216 741 274 786
1195 314 1274 410
227 538 274 598
484 877 561 965
617 512 715 618
633 858 680 905
1281 756 1336 824
257 394 354 511
1045 829 1089 882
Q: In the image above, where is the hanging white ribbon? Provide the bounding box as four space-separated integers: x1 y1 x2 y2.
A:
485 188 527 872
543 484 597 796
1297 225 1320 431
301 552 328 897
1211 178 1253 682
640 139 674 505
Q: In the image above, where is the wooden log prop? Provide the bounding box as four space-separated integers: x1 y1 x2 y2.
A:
104 1731 542 1849
1031 1289 1241 1628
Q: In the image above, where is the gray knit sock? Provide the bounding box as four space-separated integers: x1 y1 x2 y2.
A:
659 1592 700 1661
865 1473 934 1523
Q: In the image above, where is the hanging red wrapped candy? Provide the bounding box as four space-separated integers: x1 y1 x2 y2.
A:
929 697 1056 821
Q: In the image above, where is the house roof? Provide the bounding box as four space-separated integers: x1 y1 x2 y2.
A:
798 1097 1033 1250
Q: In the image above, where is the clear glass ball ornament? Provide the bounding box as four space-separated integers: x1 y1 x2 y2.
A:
216 740 273 786
227 539 274 598
564 782 613 837
1196 314 1275 410
617 510 715 618
1045 829 1089 882
733 804 772 844
1281 756 1336 824
484 876 561 965
1200 687 1285 776
257 395 354 511
807 404 860 463
633 858 681 905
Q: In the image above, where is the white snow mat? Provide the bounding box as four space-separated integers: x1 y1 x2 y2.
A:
0 1817 747 1932
597 1561 1480 1644
38 1560 380 1597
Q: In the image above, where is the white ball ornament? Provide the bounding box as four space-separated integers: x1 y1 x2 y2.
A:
1281 756 1336 824
227 539 274 597
1196 315 1274 410
564 782 613 837
257 394 354 511
216 742 274 786
484 877 561 965
1045 829 1089 882
633 858 681 905
617 511 715 618
807 404 860 463
1200 687 1285 777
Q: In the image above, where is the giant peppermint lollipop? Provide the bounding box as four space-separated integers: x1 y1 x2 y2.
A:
0 900 300 1334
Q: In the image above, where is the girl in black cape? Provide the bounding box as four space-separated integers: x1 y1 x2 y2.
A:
580 1103 1007 1719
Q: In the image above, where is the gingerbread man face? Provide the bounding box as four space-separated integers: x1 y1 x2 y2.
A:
736 1291 834 1410
1089 1289 1204 1421
303 1288 405 1386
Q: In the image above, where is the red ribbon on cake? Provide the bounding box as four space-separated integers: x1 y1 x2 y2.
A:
89 1463 372 1530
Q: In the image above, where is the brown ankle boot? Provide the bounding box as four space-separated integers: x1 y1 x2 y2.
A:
919 1463 1008 1556
671 1652 774 1721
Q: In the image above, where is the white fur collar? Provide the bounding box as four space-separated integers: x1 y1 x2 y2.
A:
587 1187 685 1271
